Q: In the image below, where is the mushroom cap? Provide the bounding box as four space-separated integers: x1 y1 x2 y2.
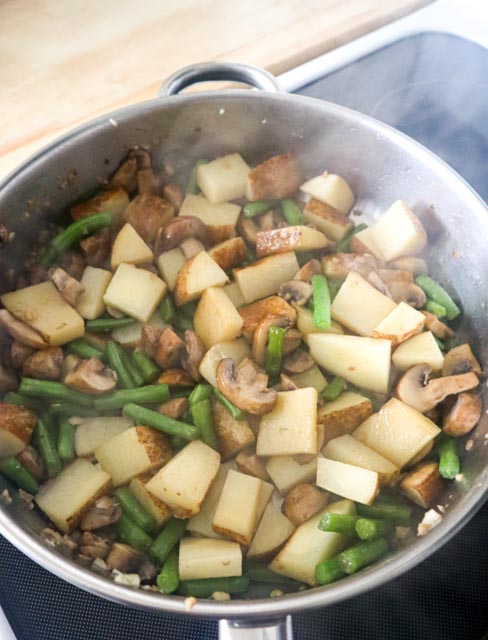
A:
216 357 278 415
0 309 48 349
295 259 322 282
162 216 209 251
277 280 313 306
64 357 118 395
420 311 454 341
443 392 482 437
442 343 482 377
181 330 205 382
282 348 315 374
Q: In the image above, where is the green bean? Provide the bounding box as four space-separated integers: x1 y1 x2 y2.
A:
281 198 304 225
444 336 458 352
93 384 170 411
434 336 446 352
437 434 460 480
339 538 389 574
244 561 300 586
86 317 135 333
150 518 187 562
106 341 135 389
159 295 176 324
57 419 76 464
327 279 342 301
122 403 199 441
243 200 276 218
311 274 331 330
356 498 412 527
170 434 187 450
188 384 212 405
349 386 383 412
48 403 98 418
213 387 245 421
190 399 219 450
355 517 394 541
0 456 38 494
170 387 193 399
265 326 285 377
157 548 180 594
315 555 347 585
424 300 447 319
3 392 45 413
334 223 368 253
131 351 160 384
297 250 315 267
178 576 250 598
67 339 105 361
39 211 112 268
173 313 193 332
116 513 153 552
179 300 198 320
322 376 345 402
115 487 157 533
19 378 93 407
34 416 62 478
415 275 461 321
120 350 145 388
318 512 359 535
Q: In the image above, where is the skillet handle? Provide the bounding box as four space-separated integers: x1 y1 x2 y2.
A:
158 61 281 97
219 617 293 640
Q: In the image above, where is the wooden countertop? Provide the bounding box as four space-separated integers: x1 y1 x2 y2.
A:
0 0 430 180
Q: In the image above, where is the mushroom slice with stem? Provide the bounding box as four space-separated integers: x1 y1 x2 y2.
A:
0 309 48 349
388 256 428 275
295 259 322 282
282 329 303 355
376 269 426 308
442 343 482 377
282 349 315 374
216 357 278 415
80 496 122 531
252 315 294 366
367 271 393 299
277 280 313 306
162 216 209 251
48 267 84 306
443 392 482 437
65 357 118 395
282 483 329 526
322 253 379 281
181 330 206 382
280 373 301 391
421 311 455 341
396 363 479 413
180 237 206 260
22 346 64 380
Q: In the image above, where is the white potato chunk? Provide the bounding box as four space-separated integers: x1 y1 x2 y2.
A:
331 271 396 336
350 225 383 257
299 172 355 215
265 455 319 495
296 307 344 340
255 481 274 527
1 282 84 346
317 392 373 444
35 459 111 533
316 458 379 505
71 187 129 225
179 194 241 244
194 286 243 349
174 251 228 306
269 499 355 585
75 267 113 320
145 440 220 518
257 388 317 456
0 404 36 458
256 226 331 258
392 331 444 371
110 223 153 270
234 252 300 304
103 263 167 322
95 426 172 486
290 365 328 393
371 301 425 347
308 333 391 394
179 537 242 580
354 398 441 469
199 338 251 387
157 248 186 291
248 493 296 561
129 473 172 528
187 461 235 539
74 417 133 457
197 153 250 204
111 310 165 348
208 237 247 271
303 198 353 240
223 282 246 308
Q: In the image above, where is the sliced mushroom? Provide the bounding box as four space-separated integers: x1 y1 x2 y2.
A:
399 461 445 509
79 227 112 268
442 343 482 377
282 483 329 526
162 216 209 251
110 155 139 193
396 363 479 413
65 357 118 395
17 445 45 481
0 309 48 349
443 392 482 437
80 532 110 560
140 325 163 359
367 271 393 299
106 542 144 572
283 329 304 355
239 296 297 342
157 368 195 387
61 353 82 381
163 183 184 209
236 214 258 245
80 496 122 531
180 237 205 260
277 280 312 306
376 269 426 308
155 327 185 369
58 250 86 281
295 258 322 282
158 397 189 419
258 210 277 232
10 340 35 369
138 557 159 582
124 193 174 244
235 450 270 481
421 311 455 341
282 349 315 374
181 330 205 382
22 347 64 380
252 315 294 366
388 256 428 275
216 357 277 415
48 267 84 306
280 374 301 391
322 253 379 281
131 148 161 195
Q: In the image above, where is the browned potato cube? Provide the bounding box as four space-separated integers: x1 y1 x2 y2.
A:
0 403 37 458
399 461 445 508
246 154 300 201
211 396 256 460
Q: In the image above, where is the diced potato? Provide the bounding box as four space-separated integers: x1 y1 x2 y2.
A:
392 331 444 371
157 248 186 291
146 440 220 518
246 154 300 201
174 251 228 306
179 537 242 580
299 172 355 215
296 307 344 340
179 194 241 244
187 462 235 539
197 153 250 204
308 333 391 394
234 252 300 304
303 198 353 240
354 398 441 468
290 365 328 393
74 417 133 457
71 187 129 224
372 301 425 347
257 388 317 456
399 461 445 508
194 286 243 349
111 223 153 270
198 338 251 387
316 458 379 505
317 392 373 444
95 426 172 486
240 296 297 341
322 434 399 485
248 493 296 561
223 282 246 308
1 282 85 346
255 480 274 526
331 271 396 336
370 201 428 261
75 267 113 320
269 499 355 585
211 395 255 460
256 226 330 258
208 237 247 271
265 455 319 495
212 470 263 544
35 459 111 533
350 226 382 258
0 404 36 458
103 263 167 322
129 473 172 528
111 310 165 348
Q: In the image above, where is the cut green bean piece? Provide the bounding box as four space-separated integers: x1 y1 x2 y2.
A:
120 350 145 388
312 274 331 330
349 386 383 413
57 419 76 463
179 300 198 320
424 300 447 319
190 399 219 450
157 548 180 594
355 517 394 541
131 351 160 384
0 456 38 494
315 555 347 585
444 336 458 352
39 211 112 268
170 387 193 399
19 378 93 407
150 518 187 563
174 313 193 332
188 384 212 405
265 326 285 378
434 336 446 352
438 434 460 480
339 538 389 574
327 279 342 301
115 487 157 533
87 317 135 333
185 159 208 194
159 296 176 324
67 338 105 361
318 512 359 535
48 403 98 418
116 513 153 552
34 416 62 478
243 200 276 218
322 376 345 402
3 392 45 413
106 341 135 389
122 403 199 441
415 274 461 321
356 500 412 527
281 198 304 225
244 561 300 586
93 384 170 411
170 434 186 450
213 387 245 421
178 575 250 598
335 223 368 253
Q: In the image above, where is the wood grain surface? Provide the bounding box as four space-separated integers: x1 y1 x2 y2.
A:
0 0 430 180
